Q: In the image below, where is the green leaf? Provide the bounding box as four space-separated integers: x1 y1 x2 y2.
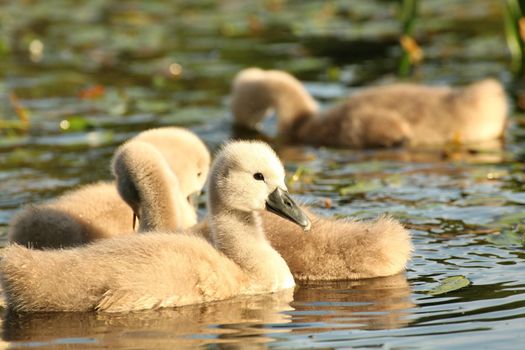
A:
339 178 382 195
61 116 92 132
486 227 525 246
504 0 525 75
427 276 471 296
135 99 171 114
490 211 525 227
399 0 420 35
288 166 309 185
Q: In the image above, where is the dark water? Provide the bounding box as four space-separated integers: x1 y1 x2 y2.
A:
1 0 525 348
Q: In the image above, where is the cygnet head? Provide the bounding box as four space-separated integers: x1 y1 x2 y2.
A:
133 127 210 204
209 140 311 230
458 79 508 116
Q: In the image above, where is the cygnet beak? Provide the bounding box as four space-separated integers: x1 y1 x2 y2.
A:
187 191 201 211
265 188 311 231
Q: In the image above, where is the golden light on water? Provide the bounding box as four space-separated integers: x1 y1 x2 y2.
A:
29 39 44 62
169 63 183 76
59 119 70 130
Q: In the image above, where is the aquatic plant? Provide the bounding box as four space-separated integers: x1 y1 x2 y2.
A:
503 0 525 76
398 0 421 77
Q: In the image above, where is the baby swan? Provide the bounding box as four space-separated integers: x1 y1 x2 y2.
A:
262 210 410 280
231 68 508 148
8 127 411 281
190 210 411 281
8 127 210 248
112 139 189 233
0 141 310 312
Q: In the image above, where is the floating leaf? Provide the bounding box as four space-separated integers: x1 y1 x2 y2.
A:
486 227 525 246
327 66 341 81
0 119 27 132
384 173 404 187
160 107 222 125
104 90 129 116
135 99 171 114
490 211 525 227
427 276 471 296
280 57 330 74
288 166 308 185
86 130 114 147
60 116 93 132
339 178 382 195
108 102 128 116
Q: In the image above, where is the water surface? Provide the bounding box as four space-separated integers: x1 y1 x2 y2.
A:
0 0 524 348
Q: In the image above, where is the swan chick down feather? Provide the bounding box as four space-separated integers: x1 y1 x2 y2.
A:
8 128 412 280
0 141 310 312
262 210 411 280
8 127 210 249
114 138 411 281
231 68 508 148
190 210 411 282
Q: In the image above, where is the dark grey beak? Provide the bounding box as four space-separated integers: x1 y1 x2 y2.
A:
187 191 201 211
265 188 311 231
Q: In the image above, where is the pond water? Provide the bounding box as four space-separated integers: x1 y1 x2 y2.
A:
1 0 525 348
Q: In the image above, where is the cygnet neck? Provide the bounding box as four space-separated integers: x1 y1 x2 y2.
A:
208 191 296 292
114 143 185 233
265 71 319 135
208 191 268 267
209 175 296 291
135 165 182 233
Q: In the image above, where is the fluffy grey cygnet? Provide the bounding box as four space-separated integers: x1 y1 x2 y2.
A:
231 68 508 148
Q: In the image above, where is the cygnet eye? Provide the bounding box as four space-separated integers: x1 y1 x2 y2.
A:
197 172 202 177
253 172 265 181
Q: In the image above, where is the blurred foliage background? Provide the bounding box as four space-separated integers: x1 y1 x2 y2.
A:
0 0 517 136
0 0 522 213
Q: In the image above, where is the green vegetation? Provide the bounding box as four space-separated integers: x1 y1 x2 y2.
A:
398 0 421 77
504 0 525 75
427 276 472 296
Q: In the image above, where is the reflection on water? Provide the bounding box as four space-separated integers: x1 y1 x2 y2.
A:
2 275 414 349
1 0 525 348
289 274 414 332
2 290 294 349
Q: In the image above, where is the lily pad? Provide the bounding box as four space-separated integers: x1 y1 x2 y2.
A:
486 227 525 246
339 178 383 195
60 116 93 132
288 166 312 185
427 276 471 296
